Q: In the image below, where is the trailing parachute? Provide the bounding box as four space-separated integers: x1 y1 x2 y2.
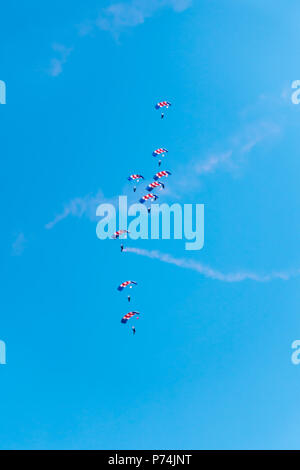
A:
121 311 140 324
153 170 171 181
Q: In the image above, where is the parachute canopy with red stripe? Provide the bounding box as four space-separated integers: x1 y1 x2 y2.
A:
146 181 164 191
139 193 158 204
128 174 144 182
117 281 137 292
111 230 130 239
153 170 171 181
152 148 168 157
121 311 140 324
155 101 171 109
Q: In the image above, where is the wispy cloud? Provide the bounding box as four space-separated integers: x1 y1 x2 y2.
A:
125 247 299 282
48 44 73 77
45 190 109 229
196 121 280 176
80 0 192 37
168 120 281 197
12 233 26 256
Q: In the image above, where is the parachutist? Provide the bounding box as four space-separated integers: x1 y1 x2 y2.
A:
133 186 136 192
158 160 162 166
132 326 136 335
161 113 164 119
121 244 124 252
148 207 151 214
128 295 131 302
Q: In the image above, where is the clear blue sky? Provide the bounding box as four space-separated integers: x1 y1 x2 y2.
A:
1 0 300 450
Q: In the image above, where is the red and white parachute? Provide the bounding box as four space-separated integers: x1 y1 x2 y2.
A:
146 181 164 191
153 170 171 181
121 311 140 324
155 101 171 110
139 193 159 204
117 281 137 292
111 230 130 239
128 174 144 182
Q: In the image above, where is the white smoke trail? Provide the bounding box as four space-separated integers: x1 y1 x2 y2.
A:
124 247 299 282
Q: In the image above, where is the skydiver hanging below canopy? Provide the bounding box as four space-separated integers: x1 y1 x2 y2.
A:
128 174 144 192
117 281 137 302
112 230 130 253
152 148 168 167
139 193 158 214
132 326 136 335
155 101 172 119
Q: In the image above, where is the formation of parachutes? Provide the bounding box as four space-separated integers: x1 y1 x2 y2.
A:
116 100 172 335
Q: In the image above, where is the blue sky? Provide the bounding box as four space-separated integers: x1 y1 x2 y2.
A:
1 0 300 450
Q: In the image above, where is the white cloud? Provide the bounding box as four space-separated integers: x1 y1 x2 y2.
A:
166 120 281 197
12 233 26 256
125 247 298 282
81 0 192 36
48 44 73 77
197 121 280 176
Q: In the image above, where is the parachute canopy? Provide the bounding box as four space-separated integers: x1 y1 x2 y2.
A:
117 281 137 292
112 230 130 239
121 311 140 324
153 170 171 181
139 193 159 204
152 148 168 157
155 101 171 110
146 181 164 191
128 174 144 182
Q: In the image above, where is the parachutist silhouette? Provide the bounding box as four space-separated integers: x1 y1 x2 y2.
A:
128 295 131 302
158 160 162 167
148 207 151 214
133 186 136 192
132 326 136 335
161 112 164 119
121 244 124 252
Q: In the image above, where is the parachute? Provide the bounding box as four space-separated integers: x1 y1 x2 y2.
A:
153 170 171 181
111 230 130 239
155 101 171 110
146 181 165 191
152 148 168 166
117 280 137 292
128 174 144 192
152 148 168 157
139 193 159 204
128 174 144 182
155 101 172 119
121 311 140 324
